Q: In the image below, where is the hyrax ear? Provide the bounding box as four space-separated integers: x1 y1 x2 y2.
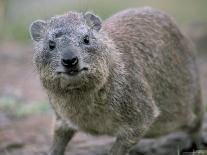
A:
84 12 102 31
30 20 46 42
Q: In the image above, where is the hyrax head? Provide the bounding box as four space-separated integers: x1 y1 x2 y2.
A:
30 12 110 92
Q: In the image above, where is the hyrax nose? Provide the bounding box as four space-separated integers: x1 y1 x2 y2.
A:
61 51 79 69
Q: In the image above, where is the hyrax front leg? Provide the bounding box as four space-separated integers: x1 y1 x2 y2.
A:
48 116 76 155
109 126 151 155
110 101 159 155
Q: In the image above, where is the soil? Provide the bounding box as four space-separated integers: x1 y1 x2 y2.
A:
0 41 206 155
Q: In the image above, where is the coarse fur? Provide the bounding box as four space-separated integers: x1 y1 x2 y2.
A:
30 7 204 155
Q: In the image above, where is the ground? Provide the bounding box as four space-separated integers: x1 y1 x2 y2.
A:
0 33 206 155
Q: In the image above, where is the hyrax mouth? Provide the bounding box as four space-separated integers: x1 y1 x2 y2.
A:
56 67 88 76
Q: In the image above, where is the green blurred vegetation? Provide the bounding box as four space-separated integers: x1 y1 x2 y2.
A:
0 0 207 41
0 96 50 119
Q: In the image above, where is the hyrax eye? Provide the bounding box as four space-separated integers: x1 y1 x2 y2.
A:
83 35 90 45
49 40 56 50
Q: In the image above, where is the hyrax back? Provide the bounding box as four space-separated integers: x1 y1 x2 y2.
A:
103 7 203 137
30 7 203 155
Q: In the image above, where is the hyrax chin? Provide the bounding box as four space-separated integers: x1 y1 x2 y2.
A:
30 7 203 155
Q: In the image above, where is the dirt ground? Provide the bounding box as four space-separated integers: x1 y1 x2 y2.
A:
0 39 206 155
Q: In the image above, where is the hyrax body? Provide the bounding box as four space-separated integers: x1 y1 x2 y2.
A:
30 7 203 155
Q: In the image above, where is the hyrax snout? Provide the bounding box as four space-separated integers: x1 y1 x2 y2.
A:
30 7 203 155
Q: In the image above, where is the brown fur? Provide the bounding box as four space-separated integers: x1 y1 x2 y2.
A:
30 7 203 155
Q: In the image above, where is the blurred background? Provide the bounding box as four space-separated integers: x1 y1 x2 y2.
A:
0 0 206 155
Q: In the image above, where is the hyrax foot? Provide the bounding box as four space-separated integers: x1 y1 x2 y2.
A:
180 141 198 154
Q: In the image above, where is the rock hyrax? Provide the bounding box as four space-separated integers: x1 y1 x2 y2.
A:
30 7 203 155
